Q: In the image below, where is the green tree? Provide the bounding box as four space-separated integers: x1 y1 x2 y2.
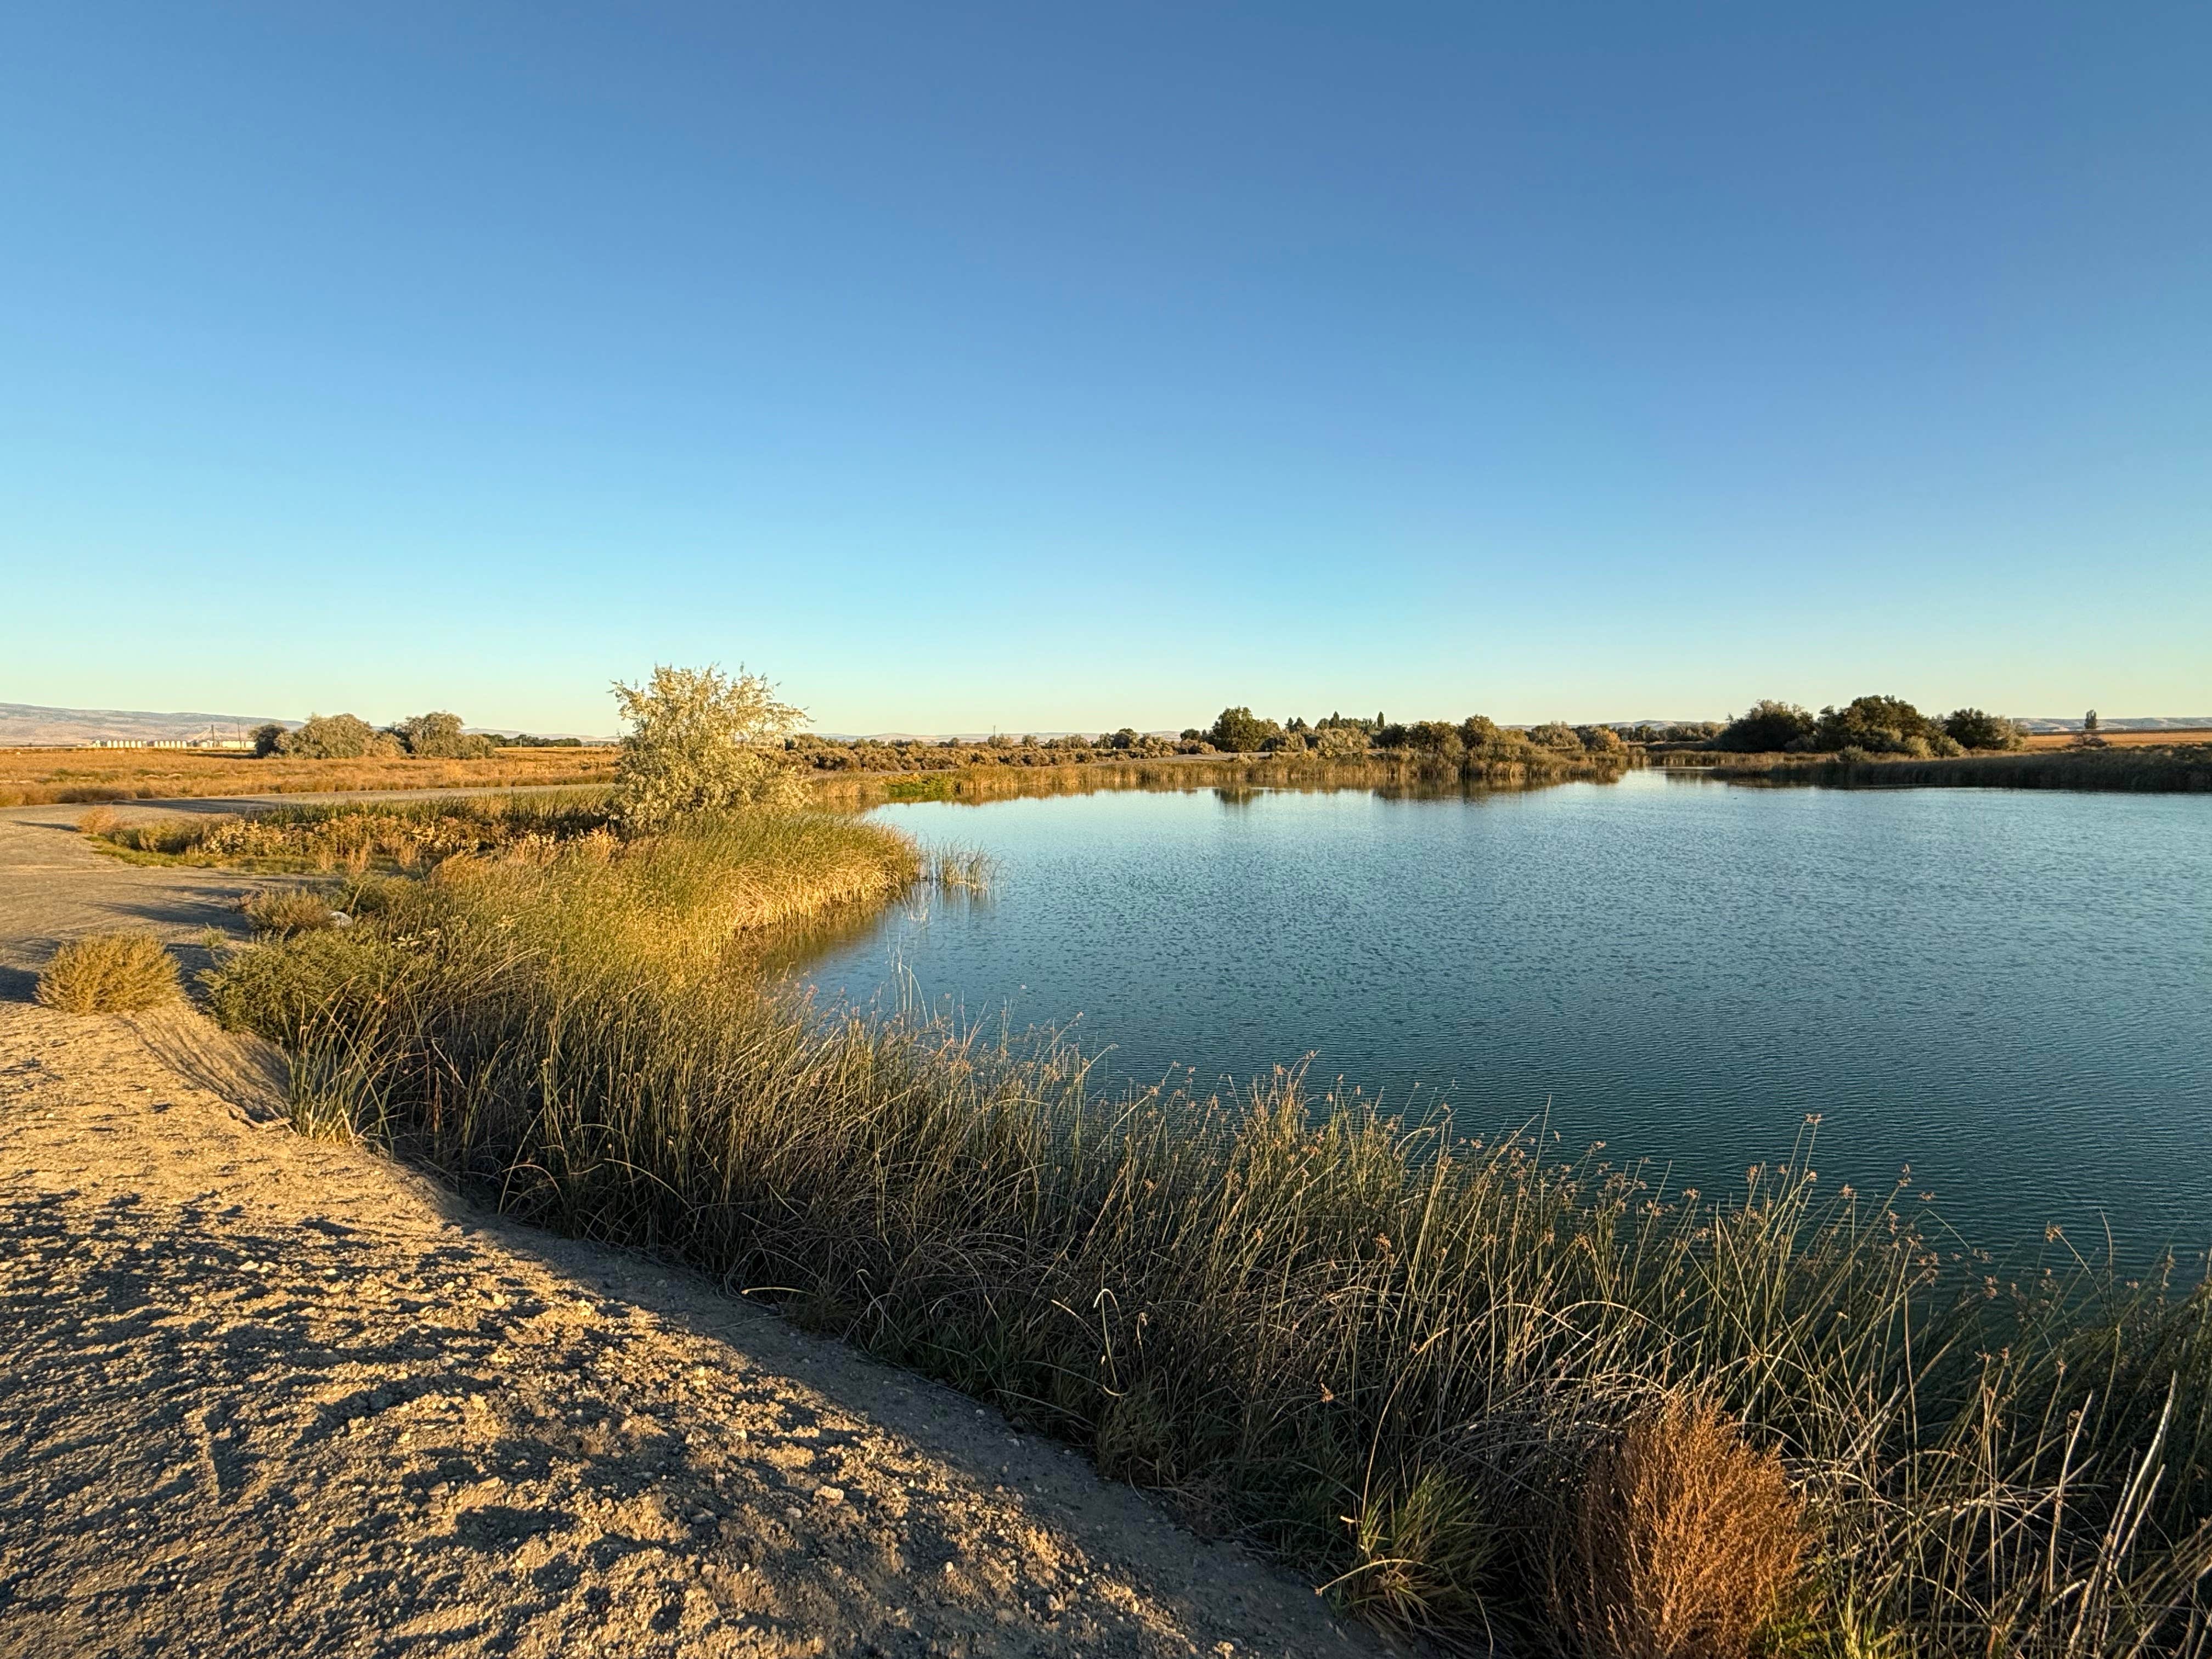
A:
390 710 498 759
1716 700 1816 753
274 713 397 759
1458 714 1502 749
1528 721 1583 752
1812 695 1955 757
1207 707 1281 753
249 722 286 758
1942 708 2025 752
1405 720 1466 761
610 664 807 835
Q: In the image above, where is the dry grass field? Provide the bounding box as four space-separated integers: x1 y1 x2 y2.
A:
2021 727 2212 750
0 746 617 806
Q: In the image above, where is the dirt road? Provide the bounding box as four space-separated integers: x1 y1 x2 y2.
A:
0 804 281 1003
0 808 1393 1658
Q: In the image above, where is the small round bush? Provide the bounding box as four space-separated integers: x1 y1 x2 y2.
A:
35 934 180 1013
240 887 338 936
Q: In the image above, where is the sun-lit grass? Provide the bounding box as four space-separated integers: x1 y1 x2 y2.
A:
94 791 617 871
1656 746 2212 793
0 745 616 807
201 820 2212 1656
36 933 182 1013
926 844 998 893
239 886 343 936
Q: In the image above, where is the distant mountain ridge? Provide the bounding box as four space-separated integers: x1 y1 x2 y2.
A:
0 702 290 748
2012 716 2212 732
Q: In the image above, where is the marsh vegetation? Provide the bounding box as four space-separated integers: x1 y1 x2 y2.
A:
1663 744 2212 793
202 822 2212 1655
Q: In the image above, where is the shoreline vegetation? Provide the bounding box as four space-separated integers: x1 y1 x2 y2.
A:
1660 744 2212 793
12 686 2208 809
191 803 2212 1656
58 665 2211 1652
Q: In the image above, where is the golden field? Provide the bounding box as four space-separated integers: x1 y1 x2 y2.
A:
2021 726 2212 750
0 746 618 806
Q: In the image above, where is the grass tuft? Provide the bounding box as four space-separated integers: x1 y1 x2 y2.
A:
928 844 998 894
240 887 341 936
36 934 181 1013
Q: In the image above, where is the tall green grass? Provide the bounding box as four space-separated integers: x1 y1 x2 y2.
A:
205 819 2212 1655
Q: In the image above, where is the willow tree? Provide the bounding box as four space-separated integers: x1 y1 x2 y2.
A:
610 664 807 835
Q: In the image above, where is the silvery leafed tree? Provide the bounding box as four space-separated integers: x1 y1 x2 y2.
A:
610 664 808 835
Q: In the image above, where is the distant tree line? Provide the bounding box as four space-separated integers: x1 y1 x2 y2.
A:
249 710 505 760
785 728 1188 774
1181 708 1645 762
1710 696 2027 758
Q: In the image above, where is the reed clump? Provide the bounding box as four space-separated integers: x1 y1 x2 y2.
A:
927 844 998 893
202 833 2212 1656
36 933 181 1013
1660 745 2212 793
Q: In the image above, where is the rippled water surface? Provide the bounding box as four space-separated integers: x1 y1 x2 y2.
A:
797 772 2212 1250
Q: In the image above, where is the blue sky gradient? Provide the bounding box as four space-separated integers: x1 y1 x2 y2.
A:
4 3 2206 733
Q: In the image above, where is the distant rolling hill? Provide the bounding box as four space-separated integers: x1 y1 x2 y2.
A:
2014 716 2212 732
0 702 290 748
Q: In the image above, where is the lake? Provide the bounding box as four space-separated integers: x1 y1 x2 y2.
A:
794 771 2212 1254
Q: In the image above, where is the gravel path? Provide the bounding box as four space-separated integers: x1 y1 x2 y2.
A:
0 809 1396 1659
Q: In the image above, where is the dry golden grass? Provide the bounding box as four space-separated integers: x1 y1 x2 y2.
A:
2022 727 2212 750
0 746 616 807
35 935 182 1014
1566 1397 1810 1659
240 887 341 936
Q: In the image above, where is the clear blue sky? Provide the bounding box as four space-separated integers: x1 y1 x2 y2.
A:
4 4 2206 734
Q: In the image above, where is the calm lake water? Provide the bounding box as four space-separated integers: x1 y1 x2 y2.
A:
795 772 2212 1253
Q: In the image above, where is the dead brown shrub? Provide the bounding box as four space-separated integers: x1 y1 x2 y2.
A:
1567 1396 1810 1659
76 805 120 837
